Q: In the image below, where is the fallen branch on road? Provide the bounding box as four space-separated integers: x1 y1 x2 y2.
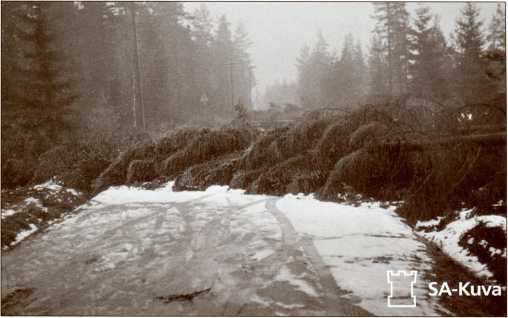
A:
155 288 212 304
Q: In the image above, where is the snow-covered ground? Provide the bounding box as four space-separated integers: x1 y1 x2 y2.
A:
276 193 444 316
4 182 451 315
416 208 507 280
1 180 84 247
2 180 82 220
80 183 444 315
13 224 39 245
1 197 45 220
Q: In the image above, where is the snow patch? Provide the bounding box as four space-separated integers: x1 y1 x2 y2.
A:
93 182 268 207
24 197 41 205
1 209 17 219
11 224 38 246
274 265 319 297
32 180 81 197
92 182 182 205
277 193 441 316
22 197 48 212
493 200 504 207
277 194 405 239
415 216 444 229
416 209 507 279
250 248 274 261
33 180 63 191
66 188 81 196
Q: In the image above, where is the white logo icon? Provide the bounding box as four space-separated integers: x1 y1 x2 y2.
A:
387 270 417 308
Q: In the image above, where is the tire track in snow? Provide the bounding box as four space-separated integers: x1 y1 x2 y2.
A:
265 198 372 316
2 188 369 315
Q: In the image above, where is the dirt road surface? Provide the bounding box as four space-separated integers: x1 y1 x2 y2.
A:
2 190 370 315
2 184 447 315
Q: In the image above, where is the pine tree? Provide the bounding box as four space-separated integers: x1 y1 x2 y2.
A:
125 2 146 129
372 2 411 97
15 3 78 141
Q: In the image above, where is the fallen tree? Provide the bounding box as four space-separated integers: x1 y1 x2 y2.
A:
89 101 505 226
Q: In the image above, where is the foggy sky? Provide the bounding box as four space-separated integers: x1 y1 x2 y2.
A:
183 2 502 104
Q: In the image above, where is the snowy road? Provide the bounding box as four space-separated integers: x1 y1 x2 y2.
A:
1 183 444 315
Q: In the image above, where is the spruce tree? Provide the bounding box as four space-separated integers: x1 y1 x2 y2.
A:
233 22 254 108
296 44 312 107
339 34 364 106
487 4 505 52
372 2 411 97
15 3 78 141
409 7 449 100
484 4 506 115
308 31 333 108
212 15 234 113
323 34 365 108
190 4 214 110
368 35 389 101
1 2 24 110
353 40 368 104
453 3 486 103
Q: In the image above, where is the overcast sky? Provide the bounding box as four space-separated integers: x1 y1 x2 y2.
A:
183 2 502 102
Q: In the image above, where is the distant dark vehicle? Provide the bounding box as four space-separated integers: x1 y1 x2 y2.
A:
268 102 303 114
303 107 346 121
283 103 301 113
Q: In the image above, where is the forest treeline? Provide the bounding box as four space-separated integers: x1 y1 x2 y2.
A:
265 3 506 110
2 2 254 187
1 2 506 190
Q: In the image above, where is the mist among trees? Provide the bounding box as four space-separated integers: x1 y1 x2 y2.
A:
285 2 505 111
1 4 507 312
2 2 255 186
1 2 506 190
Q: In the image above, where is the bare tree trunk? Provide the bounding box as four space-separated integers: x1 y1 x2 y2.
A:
229 61 234 106
131 68 137 128
129 3 146 130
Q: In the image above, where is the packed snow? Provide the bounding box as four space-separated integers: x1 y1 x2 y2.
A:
274 265 319 297
7 182 449 315
276 193 443 316
92 182 267 208
416 209 507 279
87 183 445 315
